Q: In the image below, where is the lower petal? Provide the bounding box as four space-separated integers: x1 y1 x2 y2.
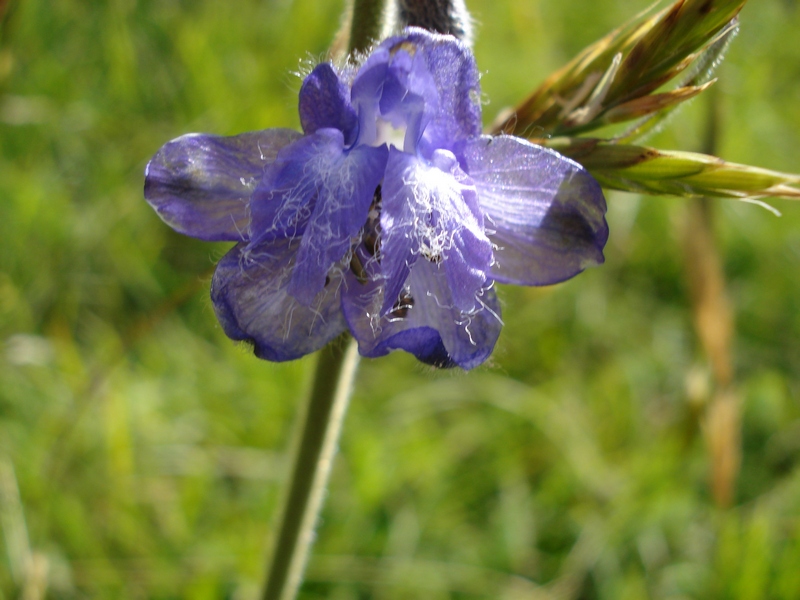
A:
380 148 493 315
211 240 347 362
342 259 502 370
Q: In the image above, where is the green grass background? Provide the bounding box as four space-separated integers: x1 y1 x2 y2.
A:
1 0 800 597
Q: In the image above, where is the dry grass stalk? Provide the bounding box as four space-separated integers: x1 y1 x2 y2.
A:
682 91 740 508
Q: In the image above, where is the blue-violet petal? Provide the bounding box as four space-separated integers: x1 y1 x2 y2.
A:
287 141 388 305
299 63 358 146
249 129 349 245
144 129 301 241
392 28 482 155
351 28 481 156
211 239 347 362
380 147 492 315
342 259 501 370
461 135 609 286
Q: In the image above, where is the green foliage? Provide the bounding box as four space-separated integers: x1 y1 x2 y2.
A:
1 0 800 598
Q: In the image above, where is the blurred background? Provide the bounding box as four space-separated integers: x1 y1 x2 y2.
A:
1 0 800 597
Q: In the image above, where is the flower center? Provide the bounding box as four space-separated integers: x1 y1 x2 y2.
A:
374 118 408 151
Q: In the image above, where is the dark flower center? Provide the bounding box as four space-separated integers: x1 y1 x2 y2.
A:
348 185 417 321
388 288 414 320
349 185 383 283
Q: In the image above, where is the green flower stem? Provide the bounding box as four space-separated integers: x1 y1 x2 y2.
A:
261 337 360 600
348 0 386 55
261 4 378 596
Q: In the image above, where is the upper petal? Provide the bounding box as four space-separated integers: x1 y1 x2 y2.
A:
351 28 482 154
342 259 502 370
144 129 301 241
350 47 390 147
351 44 436 152
461 135 609 286
211 239 347 362
299 63 358 145
403 28 482 152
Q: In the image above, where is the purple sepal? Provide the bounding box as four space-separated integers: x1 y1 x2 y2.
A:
144 129 301 241
461 135 609 286
367 327 454 368
211 239 347 362
342 259 501 370
299 63 358 146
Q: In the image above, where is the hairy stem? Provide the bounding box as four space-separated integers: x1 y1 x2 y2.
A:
349 0 387 55
395 0 473 43
261 337 360 600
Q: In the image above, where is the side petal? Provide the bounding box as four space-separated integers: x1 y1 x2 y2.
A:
299 63 358 146
461 135 609 286
342 259 502 370
144 129 301 241
380 148 492 315
211 239 347 362
378 149 422 316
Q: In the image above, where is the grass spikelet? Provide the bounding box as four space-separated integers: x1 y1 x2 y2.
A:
493 0 745 137
540 137 800 199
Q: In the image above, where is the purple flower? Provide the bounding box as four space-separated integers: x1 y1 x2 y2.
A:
144 28 608 369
